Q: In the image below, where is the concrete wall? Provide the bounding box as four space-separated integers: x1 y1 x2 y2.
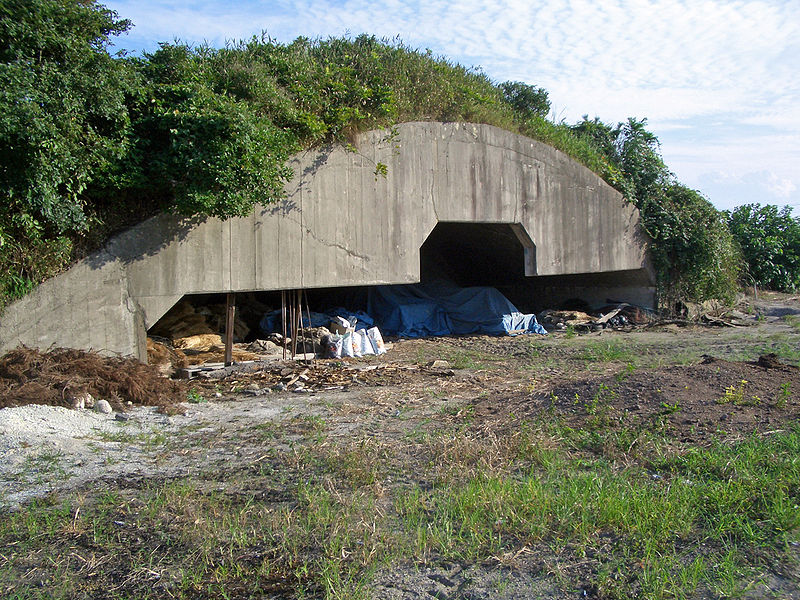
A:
0 122 652 360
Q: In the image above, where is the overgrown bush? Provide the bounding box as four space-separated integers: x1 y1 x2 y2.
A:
0 0 744 309
727 204 800 292
0 0 134 303
571 117 741 305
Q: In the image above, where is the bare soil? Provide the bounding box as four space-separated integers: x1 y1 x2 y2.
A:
2 292 800 598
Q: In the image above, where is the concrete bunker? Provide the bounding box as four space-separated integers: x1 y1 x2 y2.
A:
0 122 655 361
147 218 651 360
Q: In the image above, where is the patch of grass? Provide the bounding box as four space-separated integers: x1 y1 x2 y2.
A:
94 427 169 448
251 422 279 441
4 416 800 600
776 381 792 408
783 314 800 332
443 348 495 370
579 339 638 364
438 401 475 421
14 450 70 485
398 426 800 598
186 388 206 403
723 335 800 366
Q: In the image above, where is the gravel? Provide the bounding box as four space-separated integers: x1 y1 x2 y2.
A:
0 404 177 509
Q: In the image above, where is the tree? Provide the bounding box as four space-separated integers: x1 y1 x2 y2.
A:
727 204 800 291
571 116 618 162
0 0 133 235
121 42 297 219
643 184 740 304
500 81 550 121
0 0 134 300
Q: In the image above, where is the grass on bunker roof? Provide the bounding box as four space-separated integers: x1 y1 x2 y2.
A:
1 320 800 599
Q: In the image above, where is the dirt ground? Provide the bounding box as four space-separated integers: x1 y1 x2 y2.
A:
1 292 800 598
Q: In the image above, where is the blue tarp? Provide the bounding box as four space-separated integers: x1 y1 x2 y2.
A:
259 282 546 339
367 281 546 338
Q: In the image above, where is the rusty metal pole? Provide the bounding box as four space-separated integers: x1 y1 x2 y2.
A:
290 290 299 359
281 290 287 360
299 289 309 361
224 292 235 366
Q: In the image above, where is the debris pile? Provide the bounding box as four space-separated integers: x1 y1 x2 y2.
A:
149 299 251 341
195 362 453 395
537 303 655 332
0 346 188 412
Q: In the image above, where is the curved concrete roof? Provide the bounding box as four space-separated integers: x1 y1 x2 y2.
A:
0 122 650 360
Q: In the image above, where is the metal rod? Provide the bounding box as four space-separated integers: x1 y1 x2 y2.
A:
299 289 309 362
290 290 299 359
281 290 287 360
289 290 297 360
304 290 314 366
224 292 235 366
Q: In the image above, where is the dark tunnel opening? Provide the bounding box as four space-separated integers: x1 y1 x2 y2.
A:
419 222 533 286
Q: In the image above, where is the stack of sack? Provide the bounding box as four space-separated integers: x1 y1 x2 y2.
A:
324 317 387 358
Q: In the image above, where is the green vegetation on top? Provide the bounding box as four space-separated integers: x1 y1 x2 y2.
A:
2 0 797 308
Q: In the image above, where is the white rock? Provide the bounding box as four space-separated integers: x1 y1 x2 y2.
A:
94 399 113 414
428 360 451 369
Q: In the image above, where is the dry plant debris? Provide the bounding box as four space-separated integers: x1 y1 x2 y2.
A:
195 362 453 395
0 346 188 413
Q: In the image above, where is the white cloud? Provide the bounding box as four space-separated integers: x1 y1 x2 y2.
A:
767 173 798 199
691 170 800 211
107 1 800 118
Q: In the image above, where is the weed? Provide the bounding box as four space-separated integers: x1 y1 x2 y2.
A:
17 450 69 484
438 402 475 421
776 382 792 408
783 314 800 332
443 348 494 370
717 379 762 406
659 401 681 414
252 422 279 440
186 388 206 403
580 339 637 363
615 362 636 381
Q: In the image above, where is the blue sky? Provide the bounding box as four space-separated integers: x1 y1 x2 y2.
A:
104 0 800 213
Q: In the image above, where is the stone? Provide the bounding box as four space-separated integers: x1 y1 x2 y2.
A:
428 360 451 369
246 339 283 355
114 413 131 422
94 399 113 414
69 391 94 409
